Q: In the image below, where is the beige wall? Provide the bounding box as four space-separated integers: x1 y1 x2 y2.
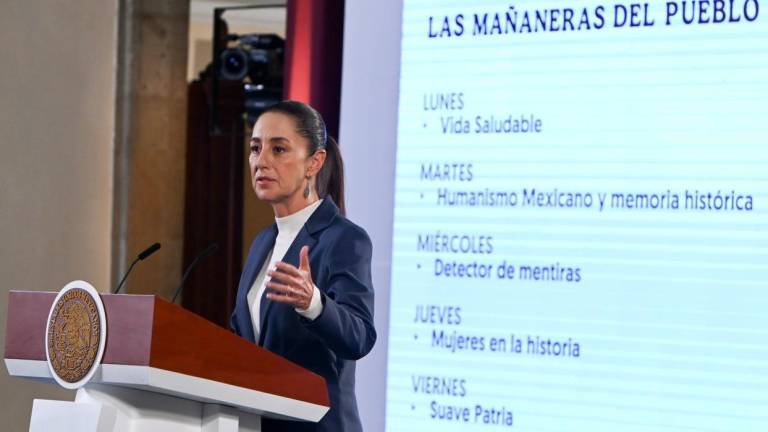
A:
0 0 118 430
118 1 189 299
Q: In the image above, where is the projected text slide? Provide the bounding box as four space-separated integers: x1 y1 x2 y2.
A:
386 1 768 431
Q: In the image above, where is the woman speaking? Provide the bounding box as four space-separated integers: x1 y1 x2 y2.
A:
229 100 376 432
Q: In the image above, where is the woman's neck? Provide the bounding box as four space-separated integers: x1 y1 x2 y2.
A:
272 192 320 218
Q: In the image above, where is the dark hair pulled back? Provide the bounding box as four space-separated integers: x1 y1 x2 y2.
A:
259 100 345 216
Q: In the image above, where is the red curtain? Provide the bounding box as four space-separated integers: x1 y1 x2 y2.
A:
285 0 345 139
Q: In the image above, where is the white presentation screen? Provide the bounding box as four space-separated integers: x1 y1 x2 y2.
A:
385 1 768 430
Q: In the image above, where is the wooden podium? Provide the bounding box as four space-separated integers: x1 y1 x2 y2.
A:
3 290 330 432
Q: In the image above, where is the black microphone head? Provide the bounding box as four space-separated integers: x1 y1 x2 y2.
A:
205 243 219 255
138 242 161 260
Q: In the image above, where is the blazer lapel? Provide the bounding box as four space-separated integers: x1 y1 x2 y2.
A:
259 225 318 344
240 225 277 343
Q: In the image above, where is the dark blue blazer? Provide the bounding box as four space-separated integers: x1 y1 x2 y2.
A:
230 198 376 432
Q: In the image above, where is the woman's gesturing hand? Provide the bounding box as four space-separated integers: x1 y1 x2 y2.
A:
266 245 314 310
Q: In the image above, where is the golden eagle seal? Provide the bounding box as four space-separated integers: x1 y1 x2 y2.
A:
46 287 102 384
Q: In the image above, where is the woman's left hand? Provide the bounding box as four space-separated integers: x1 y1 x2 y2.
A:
266 245 314 310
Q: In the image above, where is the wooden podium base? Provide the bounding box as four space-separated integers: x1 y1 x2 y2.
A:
29 384 262 432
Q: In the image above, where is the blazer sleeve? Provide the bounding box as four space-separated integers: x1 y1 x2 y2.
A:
301 225 377 360
229 311 241 334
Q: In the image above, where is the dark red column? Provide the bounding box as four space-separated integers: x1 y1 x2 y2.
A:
285 0 345 138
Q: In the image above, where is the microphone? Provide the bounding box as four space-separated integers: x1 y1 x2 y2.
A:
172 243 219 303
114 242 162 294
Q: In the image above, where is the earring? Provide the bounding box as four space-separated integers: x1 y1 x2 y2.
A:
303 178 310 198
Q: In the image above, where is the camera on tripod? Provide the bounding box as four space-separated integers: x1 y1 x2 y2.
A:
219 33 284 124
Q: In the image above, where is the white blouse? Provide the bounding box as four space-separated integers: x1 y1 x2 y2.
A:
247 199 324 340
